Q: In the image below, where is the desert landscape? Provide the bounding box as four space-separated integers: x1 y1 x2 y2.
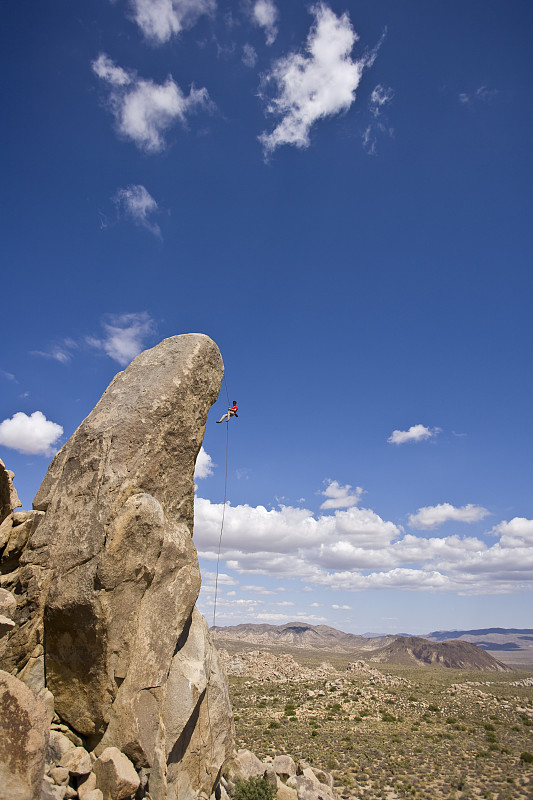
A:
215 624 533 800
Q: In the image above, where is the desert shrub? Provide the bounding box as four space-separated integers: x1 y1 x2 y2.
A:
381 711 396 722
520 751 533 764
233 777 276 800
257 701 266 708
427 704 439 713
484 723 495 732
267 721 280 729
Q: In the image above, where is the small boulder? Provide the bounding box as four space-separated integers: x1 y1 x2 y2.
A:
59 746 92 776
227 749 266 781
47 730 75 766
273 755 296 781
78 772 97 800
93 747 140 800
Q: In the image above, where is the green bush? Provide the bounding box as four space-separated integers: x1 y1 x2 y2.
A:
520 751 533 764
234 777 276 800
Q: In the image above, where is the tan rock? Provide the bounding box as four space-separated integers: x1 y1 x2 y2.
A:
78 771 98 800
93 747 140 800
59 745 93 776
226 749 266 781
273 755 297 780
276 778 298 800
0 459 21 524
83 791 104 800
0 669 49 800
0 588 16 619
50 766 70 785
48 729 76 766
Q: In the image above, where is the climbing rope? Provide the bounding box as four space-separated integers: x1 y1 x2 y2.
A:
212 373 230 632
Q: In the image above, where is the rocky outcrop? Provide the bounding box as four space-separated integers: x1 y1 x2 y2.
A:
0 334 235 799
0 459 21 524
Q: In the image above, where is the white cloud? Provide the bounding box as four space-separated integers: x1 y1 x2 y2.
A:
387 424 441 445
194 446 215 480
87 312 155 366
127 0 216 44
242 43 258 68
92 53 212 152
0 411 63 456
320 479 364 510
332 604 351 610
194 489 533 595
489 518 533 547
369 84 393 117
259 4 377 154
409 503 490 530
252 0 278 46
113 184 161 237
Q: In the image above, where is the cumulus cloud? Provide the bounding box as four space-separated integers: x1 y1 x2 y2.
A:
320 479 364 510
259 4 377 154
92 53 212 152
194 488 533 595
127 0 216 43
409 503 490 530
387 424 441 445
251 0 278 45
194 446 215 480
87 312 155 366
0 411 63 456
489 518 533 547
113 184 161 237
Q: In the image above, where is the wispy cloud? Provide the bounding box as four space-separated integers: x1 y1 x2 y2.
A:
363 83 394 154
387 424 441 445
126 0 216 44
92 53 212 152
319 479 364 510
259 4 378 155
31 339 78 364
113 184 161 237
251 0 278 46
459 85 499 106
86 311 156 366
0 411 63 456
242 43 258 68
408 503 490 530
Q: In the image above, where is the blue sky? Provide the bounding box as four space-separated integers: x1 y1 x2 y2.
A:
2 0 532 635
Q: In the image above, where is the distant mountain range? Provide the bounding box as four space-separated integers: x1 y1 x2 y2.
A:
212 622 531 669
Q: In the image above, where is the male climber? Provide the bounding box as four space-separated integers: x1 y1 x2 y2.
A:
216 401 238 423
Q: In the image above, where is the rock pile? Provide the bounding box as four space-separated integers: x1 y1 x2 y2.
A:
217 650 338 683
0 335 234 800
222 750 338 800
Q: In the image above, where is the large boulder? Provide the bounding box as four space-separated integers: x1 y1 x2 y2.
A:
0 669 50 800
1 334 235 799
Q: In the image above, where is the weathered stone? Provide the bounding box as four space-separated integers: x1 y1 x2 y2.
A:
78 771 98 800
0 459 21 524
226 750 266 781
0 669 49 800
276 778 298 800
47 730 75 766
1 335 235 799
93 747 140 800
50 766 70 785
273 755 297 780
0 613 15 636
59 746 93 776
42 775 67 800
0 587 16 619
83 791 104 800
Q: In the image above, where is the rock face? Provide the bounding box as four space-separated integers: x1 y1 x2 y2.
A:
0 458 22 524
0 334 235 799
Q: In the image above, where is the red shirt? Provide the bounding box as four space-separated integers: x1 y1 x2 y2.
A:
231 404 238 412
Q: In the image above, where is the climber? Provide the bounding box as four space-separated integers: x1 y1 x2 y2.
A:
216 401 238 423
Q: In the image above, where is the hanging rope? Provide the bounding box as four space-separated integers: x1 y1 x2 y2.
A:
212 375 230 632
